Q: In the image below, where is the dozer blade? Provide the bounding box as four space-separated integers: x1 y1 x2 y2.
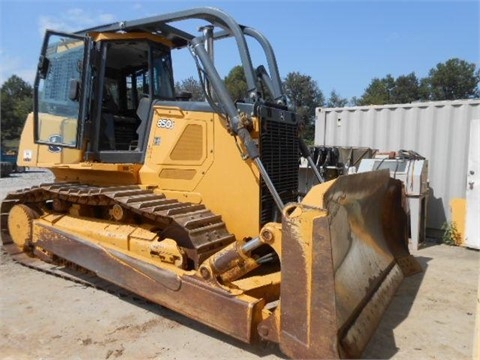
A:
278 170 421 359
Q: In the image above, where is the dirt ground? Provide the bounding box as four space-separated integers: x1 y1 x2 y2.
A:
0 170 479 360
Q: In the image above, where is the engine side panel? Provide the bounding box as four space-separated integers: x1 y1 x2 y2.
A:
140 102 261 240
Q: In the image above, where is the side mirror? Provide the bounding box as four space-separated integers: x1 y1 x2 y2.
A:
38 55 50 79
68 79 80 101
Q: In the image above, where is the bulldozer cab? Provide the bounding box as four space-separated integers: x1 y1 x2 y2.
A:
34 30 176 164
27 8 302 237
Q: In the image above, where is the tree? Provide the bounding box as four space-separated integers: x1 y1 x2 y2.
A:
391 72 420 103
357 73 426 105
327 89 348 108
423 58 480 100
1 75 33 142
418 77 431 101
283 72 324 142
349 96 360 106
175 76 204 101
357 74 395 105
224 65 248 101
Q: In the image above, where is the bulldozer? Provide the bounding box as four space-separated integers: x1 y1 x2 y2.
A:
1 7 420 358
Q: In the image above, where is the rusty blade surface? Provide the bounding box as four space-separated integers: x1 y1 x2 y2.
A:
279 170 421 359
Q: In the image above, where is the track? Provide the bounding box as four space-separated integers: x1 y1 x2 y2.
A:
0 183 235 298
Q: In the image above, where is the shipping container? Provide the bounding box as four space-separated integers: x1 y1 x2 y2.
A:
315 99 480 241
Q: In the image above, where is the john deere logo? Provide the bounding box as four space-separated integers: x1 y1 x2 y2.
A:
48 135 63 153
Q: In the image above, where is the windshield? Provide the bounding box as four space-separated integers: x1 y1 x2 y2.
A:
35 33 85 147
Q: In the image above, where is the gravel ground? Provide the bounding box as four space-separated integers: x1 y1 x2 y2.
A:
0 168 55 197
0 169 479 360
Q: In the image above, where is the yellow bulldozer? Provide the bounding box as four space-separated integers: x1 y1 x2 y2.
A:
1 7 420 358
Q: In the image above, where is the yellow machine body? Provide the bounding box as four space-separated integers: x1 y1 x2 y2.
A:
18 104 261 240
4 8 421 359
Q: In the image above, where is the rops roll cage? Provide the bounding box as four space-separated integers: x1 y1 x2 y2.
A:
77 7 323 209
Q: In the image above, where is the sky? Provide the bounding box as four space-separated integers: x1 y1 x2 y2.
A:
0 0 478 101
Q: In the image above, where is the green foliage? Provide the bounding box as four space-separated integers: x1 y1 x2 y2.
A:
283 71 324 141
423 58 480 100
441 221 461 246
349 96 360 106
327 90 348 108
174 76 204 101
418 77 432 101
357 58 480 105
1 75 33 143
1 139 20 153
224 65 248 101
357 73 424 105
357 75 395 105
391 73 421 103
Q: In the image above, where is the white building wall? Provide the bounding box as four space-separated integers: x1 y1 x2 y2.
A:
315 99 480 233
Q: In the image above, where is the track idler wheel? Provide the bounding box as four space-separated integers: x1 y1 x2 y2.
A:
8 204 39 251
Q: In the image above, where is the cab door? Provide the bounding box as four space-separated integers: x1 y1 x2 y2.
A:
33 30 91 163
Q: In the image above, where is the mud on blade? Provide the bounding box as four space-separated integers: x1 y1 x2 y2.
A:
278 170 421 359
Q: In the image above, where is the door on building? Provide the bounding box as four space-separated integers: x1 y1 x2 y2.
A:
465 118 480 249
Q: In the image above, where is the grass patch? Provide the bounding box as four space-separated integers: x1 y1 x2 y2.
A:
441 221 461 246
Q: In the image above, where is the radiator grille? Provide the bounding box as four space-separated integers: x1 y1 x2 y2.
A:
259 107 299 226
